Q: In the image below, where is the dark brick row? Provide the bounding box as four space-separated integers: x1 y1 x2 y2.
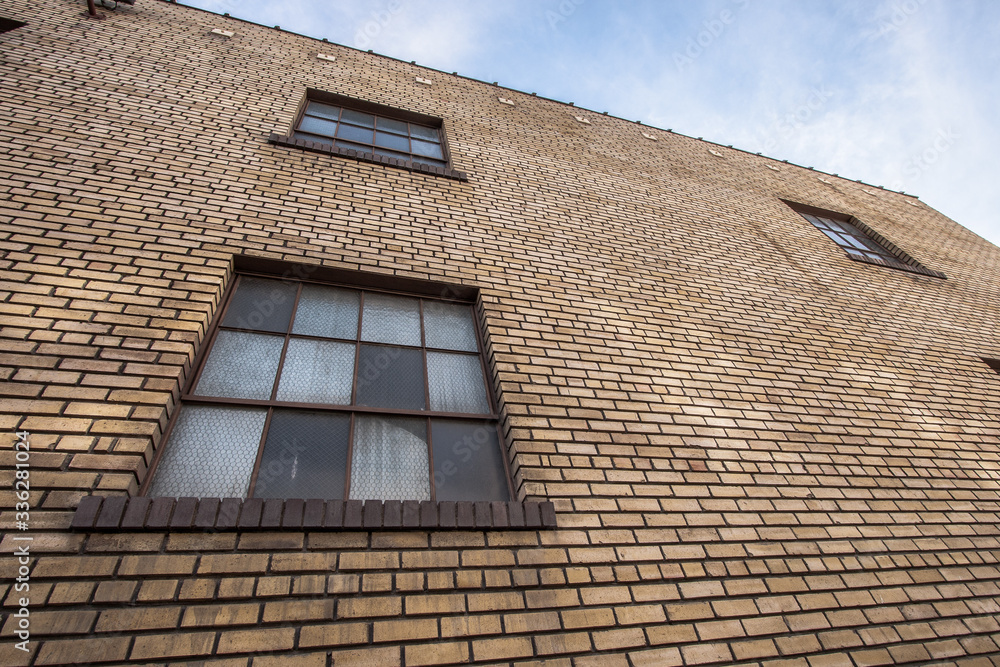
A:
71 495 557 532
268 133 469 181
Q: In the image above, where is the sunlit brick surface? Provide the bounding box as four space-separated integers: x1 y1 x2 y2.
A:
2 1 1000 665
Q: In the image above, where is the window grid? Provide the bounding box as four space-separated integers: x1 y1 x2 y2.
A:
145 274 511 503
801 213 898 263
293 100 447 169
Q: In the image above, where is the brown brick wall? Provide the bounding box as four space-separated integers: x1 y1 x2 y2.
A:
1 1 1000 665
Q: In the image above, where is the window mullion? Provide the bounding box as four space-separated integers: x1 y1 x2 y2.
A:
245 407 275 498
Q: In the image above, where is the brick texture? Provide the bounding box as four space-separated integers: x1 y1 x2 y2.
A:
2 0 1000 665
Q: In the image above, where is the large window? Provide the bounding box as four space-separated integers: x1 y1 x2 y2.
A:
293 99 446 169
146 274 511 503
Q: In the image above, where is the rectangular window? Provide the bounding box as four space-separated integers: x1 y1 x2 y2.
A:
269 90 467 180
145 274 511 503
294 101 447 169
787 202 945 278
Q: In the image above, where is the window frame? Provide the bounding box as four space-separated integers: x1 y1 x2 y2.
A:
269 89 468 181
140 261 514 504
785 201 945 279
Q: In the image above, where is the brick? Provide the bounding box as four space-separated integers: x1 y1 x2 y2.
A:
181 603 260 627
300 623 370 648
472 637 533 661
35 637 129 665
405 641 470 666
129 631 216 660
216 627 295 654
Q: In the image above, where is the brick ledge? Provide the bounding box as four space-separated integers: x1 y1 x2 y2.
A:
71 496 556 532
268 133 469 181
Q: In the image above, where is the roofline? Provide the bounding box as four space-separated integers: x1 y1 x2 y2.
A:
164 0 917 199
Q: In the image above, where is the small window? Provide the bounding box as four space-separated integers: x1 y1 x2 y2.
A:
786 202 944 278
293 101 447 169
270 90 466 180
0 17 26 33
144 272 511 504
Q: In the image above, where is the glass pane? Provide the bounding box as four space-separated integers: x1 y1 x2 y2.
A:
350 416 429 501
149 405 266 498
427 351 490 414
298 115 338 137
340 109 375 128
222 277 297 333
194 331 283 400
306 102 341 120
374 131 410 152
377 117 408 134
253 410 350 499
360 293 421 346
423 301 478 352
336 123 374 144
275 338 355 405
410 139 444 159
355 345 425 410
432 420 509 502
292 284 360 339
409 124 440 141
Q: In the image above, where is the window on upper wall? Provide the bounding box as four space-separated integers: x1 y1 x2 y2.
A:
0 17 27 33
269 90 467 180
144 271 511 503
786 202 945 278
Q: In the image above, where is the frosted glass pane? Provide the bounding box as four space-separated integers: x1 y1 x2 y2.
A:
427 352 490 414
292 284 360 339
337 123 373 144
411 139 444 159
222 277 296 333
409 124 440 141
149 405 265 498
341 109 375 128
432 420 509 502
298 115 338 137
423 302 478 352
275 338 354 405
195 331 283 400
360 293 421 346
253 410 350 500
305 102 340 120
355 345 425 410
375 131 410 152
349 416 429 501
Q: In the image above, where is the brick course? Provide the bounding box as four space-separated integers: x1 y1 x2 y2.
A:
1 0 1000 665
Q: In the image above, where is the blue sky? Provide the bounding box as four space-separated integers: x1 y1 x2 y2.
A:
183 0 999 248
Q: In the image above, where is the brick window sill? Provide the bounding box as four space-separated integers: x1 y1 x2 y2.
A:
268 133 469 182
847 253 946 279
71 496 557 532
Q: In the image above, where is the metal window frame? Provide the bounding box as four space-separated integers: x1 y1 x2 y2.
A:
141 270 514 503
291 90 453 170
